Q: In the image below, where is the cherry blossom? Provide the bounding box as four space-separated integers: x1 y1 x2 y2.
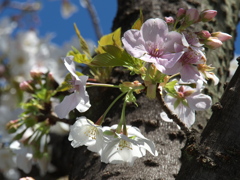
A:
55 56 91 119
122 18 184 73
161 80 212 127
165 32 206 82
101 125 158 166
68 116 104 154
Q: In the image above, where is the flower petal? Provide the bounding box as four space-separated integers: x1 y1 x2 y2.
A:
63 56 78 79
122 29 146 58
186 94 212 111
180 64 201 82
55 93 80 119
141 18 168 43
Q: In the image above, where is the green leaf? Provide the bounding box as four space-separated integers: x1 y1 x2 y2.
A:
55 74 72 92
165 80 178 96
91 45 145 73
132 10 144 30
95 28 122 54
91 46 128 67
34 89 47 100
68 48 92 64
74 23 91 57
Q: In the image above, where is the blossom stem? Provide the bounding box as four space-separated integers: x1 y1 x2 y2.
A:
95 92 126 125
156 86 191 136
116 92 128 135
86 82 119 88
168 73 180 80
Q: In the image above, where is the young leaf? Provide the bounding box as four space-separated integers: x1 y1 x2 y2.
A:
95 28 122 54
55 74 72 92
74 23 91 57
165 80 178 96
132 10 144 30
68 49 92 64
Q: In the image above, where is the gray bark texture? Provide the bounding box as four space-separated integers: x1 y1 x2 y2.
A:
64 0 240 180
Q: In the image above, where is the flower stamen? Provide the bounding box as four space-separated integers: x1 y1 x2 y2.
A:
118 139 132 150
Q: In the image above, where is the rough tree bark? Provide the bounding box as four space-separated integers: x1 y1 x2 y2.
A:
66 0 240 179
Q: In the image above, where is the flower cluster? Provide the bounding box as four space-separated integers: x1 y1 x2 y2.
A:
122 8 231 127
51 7 232 166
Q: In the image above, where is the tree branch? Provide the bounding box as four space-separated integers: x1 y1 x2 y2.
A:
84 0 103 40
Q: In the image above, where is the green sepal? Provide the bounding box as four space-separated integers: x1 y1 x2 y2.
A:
182 99 189 107
174 99 181 109
103 130 115 136
125 91 138 106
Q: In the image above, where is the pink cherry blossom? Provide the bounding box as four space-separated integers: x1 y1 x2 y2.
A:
122 18 184 73
55 56 91 119
165 32 206 82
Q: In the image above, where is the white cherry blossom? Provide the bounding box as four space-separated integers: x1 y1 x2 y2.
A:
101 125 158 166
161 80 212 127
68 116 104 154
55 56 91 118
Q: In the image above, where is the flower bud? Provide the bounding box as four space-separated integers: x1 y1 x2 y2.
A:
196 30 211 39
211 32 232 42
165 16 174 24
200 9 217 22
185 8 199 24
19 81 34 93
176 8 186 19
6 119 22 133
205 37 223 49
30 69 43 79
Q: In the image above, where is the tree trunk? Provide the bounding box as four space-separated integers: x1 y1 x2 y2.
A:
67 0 240 179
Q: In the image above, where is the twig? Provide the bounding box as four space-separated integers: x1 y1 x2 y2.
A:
84 0 103 40
156 86 191 137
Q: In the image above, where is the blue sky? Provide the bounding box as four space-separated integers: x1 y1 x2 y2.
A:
38 0 117 46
